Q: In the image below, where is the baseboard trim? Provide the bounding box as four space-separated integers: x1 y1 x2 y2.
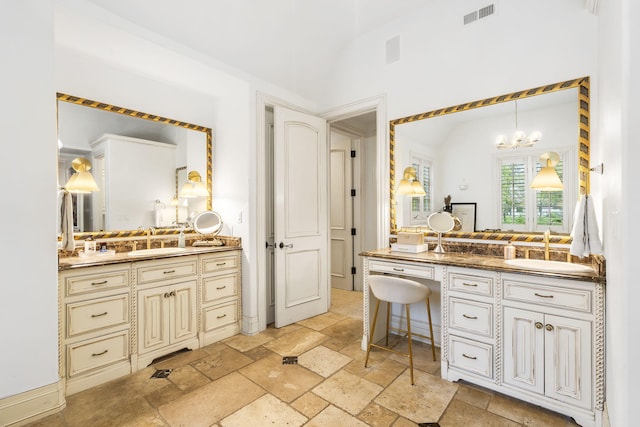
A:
0 381 65 426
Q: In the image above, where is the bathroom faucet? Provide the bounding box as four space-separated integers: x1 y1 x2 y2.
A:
147 227 157 249
543 229 551 261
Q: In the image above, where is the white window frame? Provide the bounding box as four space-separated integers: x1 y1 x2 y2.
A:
408 152 433 226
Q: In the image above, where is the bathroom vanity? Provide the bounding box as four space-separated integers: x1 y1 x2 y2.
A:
58 246 241 395
361 249 605 427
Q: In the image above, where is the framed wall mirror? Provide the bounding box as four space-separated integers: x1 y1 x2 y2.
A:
57 93 212 239
390 77 590 241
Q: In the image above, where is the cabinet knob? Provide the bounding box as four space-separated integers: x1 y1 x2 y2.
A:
164 292 170 298
169 290 176 297
535 322 543 329
545 324 554 331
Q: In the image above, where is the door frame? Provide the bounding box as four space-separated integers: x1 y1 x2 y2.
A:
256 93 387 331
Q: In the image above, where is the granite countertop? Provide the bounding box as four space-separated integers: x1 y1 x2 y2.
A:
58 245 241 271
360 248 605 284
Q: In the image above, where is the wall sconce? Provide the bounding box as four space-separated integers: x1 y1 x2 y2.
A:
179 170 208 198
64 157 100 193
397 166 426 197
531 152 563 191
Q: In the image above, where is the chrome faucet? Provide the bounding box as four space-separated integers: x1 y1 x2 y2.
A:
147 227 157 249
543 229 551 261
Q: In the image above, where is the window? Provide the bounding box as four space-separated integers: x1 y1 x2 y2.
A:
409 154 433 224
498 151 570 233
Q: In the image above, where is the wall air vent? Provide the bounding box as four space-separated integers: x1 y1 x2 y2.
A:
464 3 496 25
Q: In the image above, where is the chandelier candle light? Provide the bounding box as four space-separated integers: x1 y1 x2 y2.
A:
496 100 542 150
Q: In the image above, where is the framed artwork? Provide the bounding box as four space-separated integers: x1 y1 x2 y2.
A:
451 202 477 232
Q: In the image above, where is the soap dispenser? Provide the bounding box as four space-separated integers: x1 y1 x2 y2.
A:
504 241 516 260
178 228 186 248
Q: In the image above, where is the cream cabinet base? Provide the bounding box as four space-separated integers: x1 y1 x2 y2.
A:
135 336 201 370
0 381 65 426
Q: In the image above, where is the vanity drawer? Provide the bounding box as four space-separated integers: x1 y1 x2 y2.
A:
449 298 493 338
63 265 130 297
201 254 239 274
203 273 239 303
503 280 592 313
368 260 434 280
203 301 239 332
136 258 197 284
66 294 129 338
449 272 493 297
67 330 129 377
448 335 493 379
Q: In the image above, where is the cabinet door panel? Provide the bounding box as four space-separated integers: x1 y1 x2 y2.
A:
503 307 544 394
138 288 169 354
171 282 197 342
545 314 592 409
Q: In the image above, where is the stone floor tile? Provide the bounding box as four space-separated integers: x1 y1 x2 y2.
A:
64 394 161 427
375 370 457 424
362 358 407 387
392 416 422 426
167 364 211 392
192 343 253 380
320 318 363 342
239 352 324 402
144 382 185 409
220 394 307 427
298 345 352 377
152 348 209 370
312 370 383 415
387 336 440 374
158 372 265 427
242 345 278 361
439 398 520 427
263 327 328 356
297 312 344 331
358 402 399 427
453 382 493 410
290 392 330 418
259 323 303 339
305 405 369 427
487 393 579 426
223 332 273 352
22 412 66 427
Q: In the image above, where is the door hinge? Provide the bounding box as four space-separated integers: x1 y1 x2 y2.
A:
351 228 356 236
351 150 356 158
351 189 356 197
351 266 356 275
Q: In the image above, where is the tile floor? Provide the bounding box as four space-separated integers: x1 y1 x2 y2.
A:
29 289 579 427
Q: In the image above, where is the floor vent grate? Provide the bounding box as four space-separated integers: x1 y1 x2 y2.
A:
418 423 440 427
282 356 298 365
150 369 172 379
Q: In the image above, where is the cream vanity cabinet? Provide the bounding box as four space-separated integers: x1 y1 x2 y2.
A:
59 263 132 395
134 257 199 369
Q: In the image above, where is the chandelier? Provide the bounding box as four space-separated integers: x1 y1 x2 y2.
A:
495 100 542 149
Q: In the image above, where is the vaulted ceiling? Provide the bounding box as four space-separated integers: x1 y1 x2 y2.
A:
84 0 434 100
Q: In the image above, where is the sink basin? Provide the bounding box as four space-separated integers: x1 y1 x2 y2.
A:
127 247 186 257
505 259 593 274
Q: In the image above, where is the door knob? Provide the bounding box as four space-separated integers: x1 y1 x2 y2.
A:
278 242 293 249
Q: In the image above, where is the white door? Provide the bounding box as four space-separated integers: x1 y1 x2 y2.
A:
274 106 329 327
330 131 353 290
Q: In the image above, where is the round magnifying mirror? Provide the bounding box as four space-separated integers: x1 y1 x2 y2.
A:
427 212 455 253
192 211 224 246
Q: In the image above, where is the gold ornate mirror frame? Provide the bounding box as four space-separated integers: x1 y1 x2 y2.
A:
57 92 213 240
389 76 590 244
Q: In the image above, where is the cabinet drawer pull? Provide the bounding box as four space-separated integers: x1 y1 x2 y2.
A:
216 262 227 266
392 267 405 272
91 280 108 286
534 292 554 298
462 314 477 320
216 313 227 319
163 270 176 274
91 349 108 357
216 286 227 290
462 282 478 287
462 353 477 360
91 312 108 318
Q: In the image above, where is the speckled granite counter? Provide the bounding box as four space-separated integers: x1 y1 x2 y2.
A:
360 248 605 284
58 245 241 270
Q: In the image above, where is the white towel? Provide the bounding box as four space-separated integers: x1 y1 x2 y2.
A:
570 194 603 257
61 190 75 251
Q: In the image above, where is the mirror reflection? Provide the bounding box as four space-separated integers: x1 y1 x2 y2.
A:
57 95 211 235
392 78 590 236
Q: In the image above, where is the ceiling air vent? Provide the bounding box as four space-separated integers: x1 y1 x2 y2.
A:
464 3 496 25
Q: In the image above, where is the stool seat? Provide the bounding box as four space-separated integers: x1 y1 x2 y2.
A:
365 275 437 384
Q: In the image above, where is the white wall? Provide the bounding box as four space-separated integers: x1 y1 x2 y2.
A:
0 0 59 398
598 0 640 425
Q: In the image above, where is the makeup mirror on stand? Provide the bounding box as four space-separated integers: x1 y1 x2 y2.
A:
427 212 456 253
192 211 224 247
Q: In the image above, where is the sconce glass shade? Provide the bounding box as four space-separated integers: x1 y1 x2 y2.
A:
178 170 209 198
179 182 196 198
531 158 563 191
397 167 426 197
64 157 99 193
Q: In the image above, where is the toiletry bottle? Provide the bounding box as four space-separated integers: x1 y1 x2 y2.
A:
84 236 96 254
504 241 516 260
178 228 185 248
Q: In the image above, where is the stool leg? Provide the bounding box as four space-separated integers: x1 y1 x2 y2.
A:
425 296 436 362
385 301 390 346
406 304 415 385
365 299 381 368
